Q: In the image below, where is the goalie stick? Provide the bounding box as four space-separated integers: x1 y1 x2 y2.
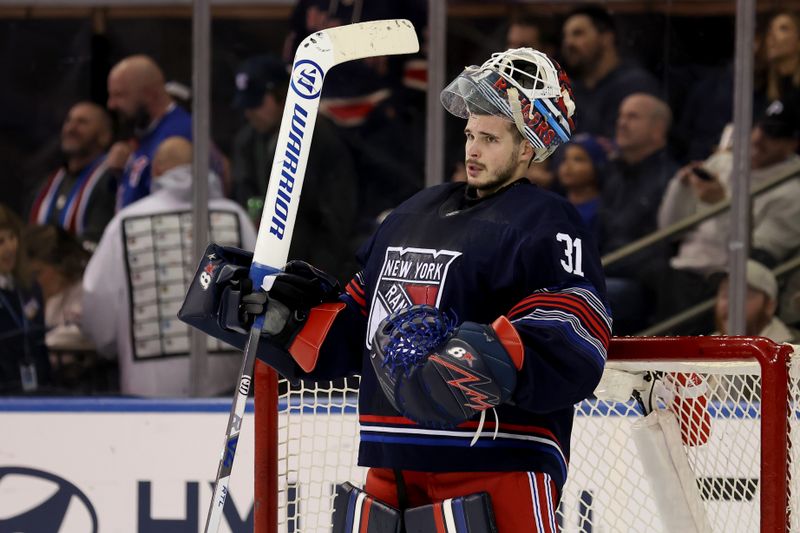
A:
203 19 419 533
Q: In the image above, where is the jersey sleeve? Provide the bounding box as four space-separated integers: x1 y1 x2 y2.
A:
309 270 369 378
504 206 612 413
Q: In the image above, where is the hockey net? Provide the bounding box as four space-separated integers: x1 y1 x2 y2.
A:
253 336 799 532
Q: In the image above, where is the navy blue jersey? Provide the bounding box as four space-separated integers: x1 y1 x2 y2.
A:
118 105 192 209
263 179 611 491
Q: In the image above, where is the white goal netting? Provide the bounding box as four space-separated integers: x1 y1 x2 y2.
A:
257 339 799 533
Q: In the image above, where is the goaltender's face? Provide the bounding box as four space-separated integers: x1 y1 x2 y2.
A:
464 114 531 197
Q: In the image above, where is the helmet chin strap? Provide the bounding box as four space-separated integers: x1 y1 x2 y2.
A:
508 86 548 162
506 87 528 138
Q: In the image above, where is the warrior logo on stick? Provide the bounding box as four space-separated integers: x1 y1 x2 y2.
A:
290 59 325 99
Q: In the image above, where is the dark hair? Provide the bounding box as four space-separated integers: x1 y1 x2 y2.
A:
566 4 617 36
509 13 541 30
765 12 800 101
0 204 31 288
25 225 90 285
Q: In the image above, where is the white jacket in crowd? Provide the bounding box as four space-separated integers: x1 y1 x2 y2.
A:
82 164 257 396
659 152 800 275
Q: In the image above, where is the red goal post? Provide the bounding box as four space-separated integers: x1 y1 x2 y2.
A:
253 336 798 532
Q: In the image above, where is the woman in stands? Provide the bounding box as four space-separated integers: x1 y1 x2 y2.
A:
757 11 800 112
26 225 94 351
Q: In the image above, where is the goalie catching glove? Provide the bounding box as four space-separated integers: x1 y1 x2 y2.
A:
370 305 524 428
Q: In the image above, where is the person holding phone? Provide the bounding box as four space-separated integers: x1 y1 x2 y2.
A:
651 97 800 333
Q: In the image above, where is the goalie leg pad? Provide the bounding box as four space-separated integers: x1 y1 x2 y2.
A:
332 482 402 533
404 492 498 533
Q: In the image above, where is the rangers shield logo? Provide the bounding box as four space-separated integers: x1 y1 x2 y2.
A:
366 246 461 348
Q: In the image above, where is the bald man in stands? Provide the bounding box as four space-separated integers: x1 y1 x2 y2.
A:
106 55 193 209
599 93 678 274
596 93 679 333
82 136 255 396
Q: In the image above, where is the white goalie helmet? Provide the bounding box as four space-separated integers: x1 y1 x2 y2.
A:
441 48 576 162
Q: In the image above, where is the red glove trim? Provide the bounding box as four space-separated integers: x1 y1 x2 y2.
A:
491 315 524 371
288 302 346 372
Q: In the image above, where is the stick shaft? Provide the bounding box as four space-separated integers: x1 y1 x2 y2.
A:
203 324 261 533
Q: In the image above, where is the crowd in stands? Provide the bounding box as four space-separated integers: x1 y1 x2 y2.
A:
2 2 799 396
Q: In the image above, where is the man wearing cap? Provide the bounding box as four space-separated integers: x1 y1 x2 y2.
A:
230 55 359 282
653 98 800 333
713 260 798 342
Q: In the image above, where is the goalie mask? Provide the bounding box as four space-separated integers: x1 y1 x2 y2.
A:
441 48 576 163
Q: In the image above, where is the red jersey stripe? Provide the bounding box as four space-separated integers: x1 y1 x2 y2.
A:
433 502 447 533
359 496 372 533
510 293 609 343
515 295 609 345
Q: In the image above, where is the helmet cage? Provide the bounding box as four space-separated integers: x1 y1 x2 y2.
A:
441 48 576 162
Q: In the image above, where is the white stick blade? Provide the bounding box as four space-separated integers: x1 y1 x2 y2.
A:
303 19 420 64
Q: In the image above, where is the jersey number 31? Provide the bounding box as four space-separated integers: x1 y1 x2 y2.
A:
557 233 584 276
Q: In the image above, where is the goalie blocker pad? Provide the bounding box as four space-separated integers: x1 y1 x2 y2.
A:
404 492 498 533
332 482 402 533
178 243 344 376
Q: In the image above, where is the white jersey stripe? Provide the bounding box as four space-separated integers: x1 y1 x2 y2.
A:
359 424 567 465
443 499 458 533
530 472 546 532
351 491 366 533
514 308 607 360
536 286 612 330
558 287 611 326
544 473 558 533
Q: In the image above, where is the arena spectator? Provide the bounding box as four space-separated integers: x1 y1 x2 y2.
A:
106 55 192 209
755 12 800 118
654 98 800 333
25 225 92 351
0 205 49 393
713 260 798 342
673 12 800 163
231 55 359 281
507 15 542 50
557 133 607 241
29 102 117 250
561 3 660 140
26 225 101 390
600 93 676 274
106 55 227 210
597 93 676 334
82 137 255 396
